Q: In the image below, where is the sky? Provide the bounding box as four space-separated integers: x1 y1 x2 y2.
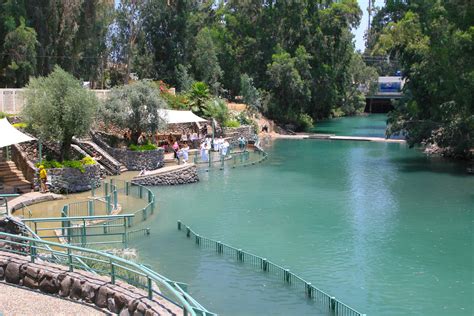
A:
353 0 385 52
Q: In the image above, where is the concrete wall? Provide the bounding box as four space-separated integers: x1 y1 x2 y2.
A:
223 125 254 147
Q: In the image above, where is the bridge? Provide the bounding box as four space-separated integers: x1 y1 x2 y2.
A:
365 76 404 113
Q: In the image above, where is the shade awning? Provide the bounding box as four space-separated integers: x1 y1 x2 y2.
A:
159 109 207 124
0 118 35 148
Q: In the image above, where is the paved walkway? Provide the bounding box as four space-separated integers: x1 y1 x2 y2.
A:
0 282 105 315
8 191 64 212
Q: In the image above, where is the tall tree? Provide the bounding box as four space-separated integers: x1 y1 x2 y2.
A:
22 66 98 160
193 27 223 95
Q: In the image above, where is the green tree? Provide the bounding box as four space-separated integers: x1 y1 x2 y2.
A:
373 2 474 157
240 74 261 112
339 53 378 115
202 98 229 125
188 81 211 116
22 66 98 160
193 27 223 95
176 64 194 92
3 18 37 87
100 80 167 144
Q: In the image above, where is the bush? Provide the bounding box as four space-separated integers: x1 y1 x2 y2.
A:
162 92 189 110
36 157 96 173
202 98 229 125
295 113 314 132
224 120 241 128
129 143 158 151
81 156 96 165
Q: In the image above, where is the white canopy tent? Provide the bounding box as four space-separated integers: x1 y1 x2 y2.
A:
0 117 35 148
159 109 207 124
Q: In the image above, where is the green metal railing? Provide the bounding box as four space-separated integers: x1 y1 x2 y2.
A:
0 231 215 316
192 144 268 170
177 221 364 316
23 214 136 247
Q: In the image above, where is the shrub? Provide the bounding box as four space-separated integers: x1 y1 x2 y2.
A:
12 122 27 129
224 120 241 128
162 92 189 110
202 98 229 125
81 156 96 165
295 113 314 132
129 143 158 151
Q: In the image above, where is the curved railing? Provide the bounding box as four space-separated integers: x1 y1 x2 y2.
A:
0 231 215 316
177 221 365 316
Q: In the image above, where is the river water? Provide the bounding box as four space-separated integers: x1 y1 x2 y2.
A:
129 115 473 315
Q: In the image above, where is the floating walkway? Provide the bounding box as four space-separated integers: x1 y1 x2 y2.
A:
274 133 406 143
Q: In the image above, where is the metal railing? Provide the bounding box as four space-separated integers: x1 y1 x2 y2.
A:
192 144 268 170
177 221 365 316
0 231 215 316
23 214 136 247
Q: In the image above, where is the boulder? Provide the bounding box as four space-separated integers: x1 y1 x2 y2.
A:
5 262 21 284
69 278 83 300
58 275 73 297
95 286 112 308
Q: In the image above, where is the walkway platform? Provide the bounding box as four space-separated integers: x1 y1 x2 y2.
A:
8 192 64 212
0 282 104 315
274 133 406 143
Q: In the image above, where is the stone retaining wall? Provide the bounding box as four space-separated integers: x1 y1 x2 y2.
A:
92 132 164 171
48 164 101 193
0 251 179 315
132 164 198 186
223 125 254 146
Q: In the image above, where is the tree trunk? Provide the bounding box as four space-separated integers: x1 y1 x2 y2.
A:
60 137 72 161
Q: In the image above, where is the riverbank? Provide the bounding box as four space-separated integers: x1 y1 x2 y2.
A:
262 131 407 143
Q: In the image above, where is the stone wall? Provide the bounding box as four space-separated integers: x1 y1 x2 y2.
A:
92 132 164 171
223 125 254 147
48 164 101 193
11 144 36 183
132 164 198 186
0 251 180 315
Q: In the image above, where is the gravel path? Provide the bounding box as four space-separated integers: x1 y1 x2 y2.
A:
0 282 106 316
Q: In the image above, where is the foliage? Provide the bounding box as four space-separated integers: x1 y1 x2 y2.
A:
202 98 229 125
22 66 98 161
372 1 474 158
223 120 240 128
100 80 167 145
3 18 37 87
175 64 194 93
36 157 96 173
0 1 112 87
128 143 158 151
339 53 378 115
240 74 261 113
161 92 189 110
193 27 223 95
81 156 96 166
188 81 211 115
295 113 314 132
12 122 27 129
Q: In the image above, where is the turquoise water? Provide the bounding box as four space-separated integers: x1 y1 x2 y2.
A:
313 114 404 138
131 116 473 315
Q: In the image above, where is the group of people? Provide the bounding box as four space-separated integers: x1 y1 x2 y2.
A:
172 141 191 164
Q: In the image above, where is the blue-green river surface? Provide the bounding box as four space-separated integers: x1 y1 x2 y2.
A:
130 115 473 315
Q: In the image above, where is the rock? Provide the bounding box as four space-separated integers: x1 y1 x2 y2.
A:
81 281 98 303
119 307 131 316
5 262 20 284
95 286 112 308
23 275 39 289
114 292 129 311
69 278 83 300
128 299 139 314
0 267 4 279
39 272 58 294
108 297 118 313
59 276 73 297
26 265 40 279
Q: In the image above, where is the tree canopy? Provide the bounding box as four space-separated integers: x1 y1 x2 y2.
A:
100 80 167 144
22 66 98 160
369 0 474 158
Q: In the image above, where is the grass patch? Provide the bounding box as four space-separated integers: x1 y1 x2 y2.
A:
128 143 158 151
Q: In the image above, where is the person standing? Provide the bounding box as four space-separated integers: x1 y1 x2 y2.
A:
200 141 209 162
172 141 180 163
238 136 246 150
182 142 190 164
39 165 49 193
